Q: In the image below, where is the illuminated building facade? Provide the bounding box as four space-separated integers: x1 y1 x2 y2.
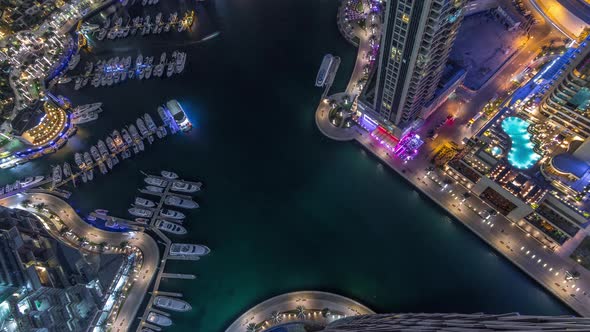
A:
322 313 590 331
20 101 67 146
0 206 118 332
541 40 590 138
361 0 465 136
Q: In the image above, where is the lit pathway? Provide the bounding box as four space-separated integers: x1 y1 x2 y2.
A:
225 291 374 332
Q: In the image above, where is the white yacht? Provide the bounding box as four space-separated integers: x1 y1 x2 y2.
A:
146 312 171 327
52 165 62 184
161 170 178 179
165 195 198 209
128 207 153 218
20 176 44 187
171 180 200 193
160 209 185 220
68 53 80 70
169 243 210 256
156 219 187 235
135 197 156 208
71 111 98 125
145 177 167 187
166 99 192 132
154 296 191 312
144 113 157 131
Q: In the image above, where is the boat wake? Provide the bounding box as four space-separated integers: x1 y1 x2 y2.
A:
103 31 220 52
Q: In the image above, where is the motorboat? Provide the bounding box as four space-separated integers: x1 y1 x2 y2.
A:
171 180 200 193
81 171 88 183
160 209 185 220
145 177 167 187
161 170 178 179
154 296 191 312
135 218 149 224
98 140 110 158
156 219 187 235
128 207 153 218
147 312 171 327
98 161 107 174
137 118 149 137
52 165 62 184
169 243 210 256
165 195 198 209
145 185 164 193
87 169 94 181
63 163 72 178
90 146 102 163
135 197 156 208
111 130 125 148
95 209 108 215
144 113 157 131
121 129 133 146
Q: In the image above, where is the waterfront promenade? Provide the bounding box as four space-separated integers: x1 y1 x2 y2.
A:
225 291 374 332
314 0 590 317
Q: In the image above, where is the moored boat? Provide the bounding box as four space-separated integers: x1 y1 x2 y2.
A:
160 208 185 219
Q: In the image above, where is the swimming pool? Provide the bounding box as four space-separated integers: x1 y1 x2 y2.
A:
501 117 541 169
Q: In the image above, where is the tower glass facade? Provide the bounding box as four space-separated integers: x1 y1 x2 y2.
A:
364 0 464 133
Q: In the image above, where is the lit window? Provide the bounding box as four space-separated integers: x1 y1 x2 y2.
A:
402 13 410 23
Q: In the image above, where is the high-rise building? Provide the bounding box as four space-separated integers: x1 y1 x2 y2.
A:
322 313 590 331
361 0 465 136
540 40 590 138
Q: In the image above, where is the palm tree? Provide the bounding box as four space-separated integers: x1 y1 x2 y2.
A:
270 311 282 325
461 192 471 204
321 308 331 318
34 203 46 211
21 199 32 207
296 305 306 319
245 323 259 332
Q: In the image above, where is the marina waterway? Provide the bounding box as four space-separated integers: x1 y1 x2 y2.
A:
0 0 574 330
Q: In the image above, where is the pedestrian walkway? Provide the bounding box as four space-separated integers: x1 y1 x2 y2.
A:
225 291 373 332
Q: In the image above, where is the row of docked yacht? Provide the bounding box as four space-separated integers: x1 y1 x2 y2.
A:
0 176 45 195
95 11 193 41
63 113 167 186
70 51 186 91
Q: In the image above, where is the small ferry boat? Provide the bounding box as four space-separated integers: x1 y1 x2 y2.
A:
315 53 334 87
160 209 185 220
154 296 191 312
169 243 210 256
165 195 198 209
135 197 156 208
128 207 153 218
161 170 178 179
147 312 172 327
156 219 187 235
145 177 167 187
171 180 200 193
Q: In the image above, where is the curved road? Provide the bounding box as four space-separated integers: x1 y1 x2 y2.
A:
226 291 374 332
0 193 159 332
